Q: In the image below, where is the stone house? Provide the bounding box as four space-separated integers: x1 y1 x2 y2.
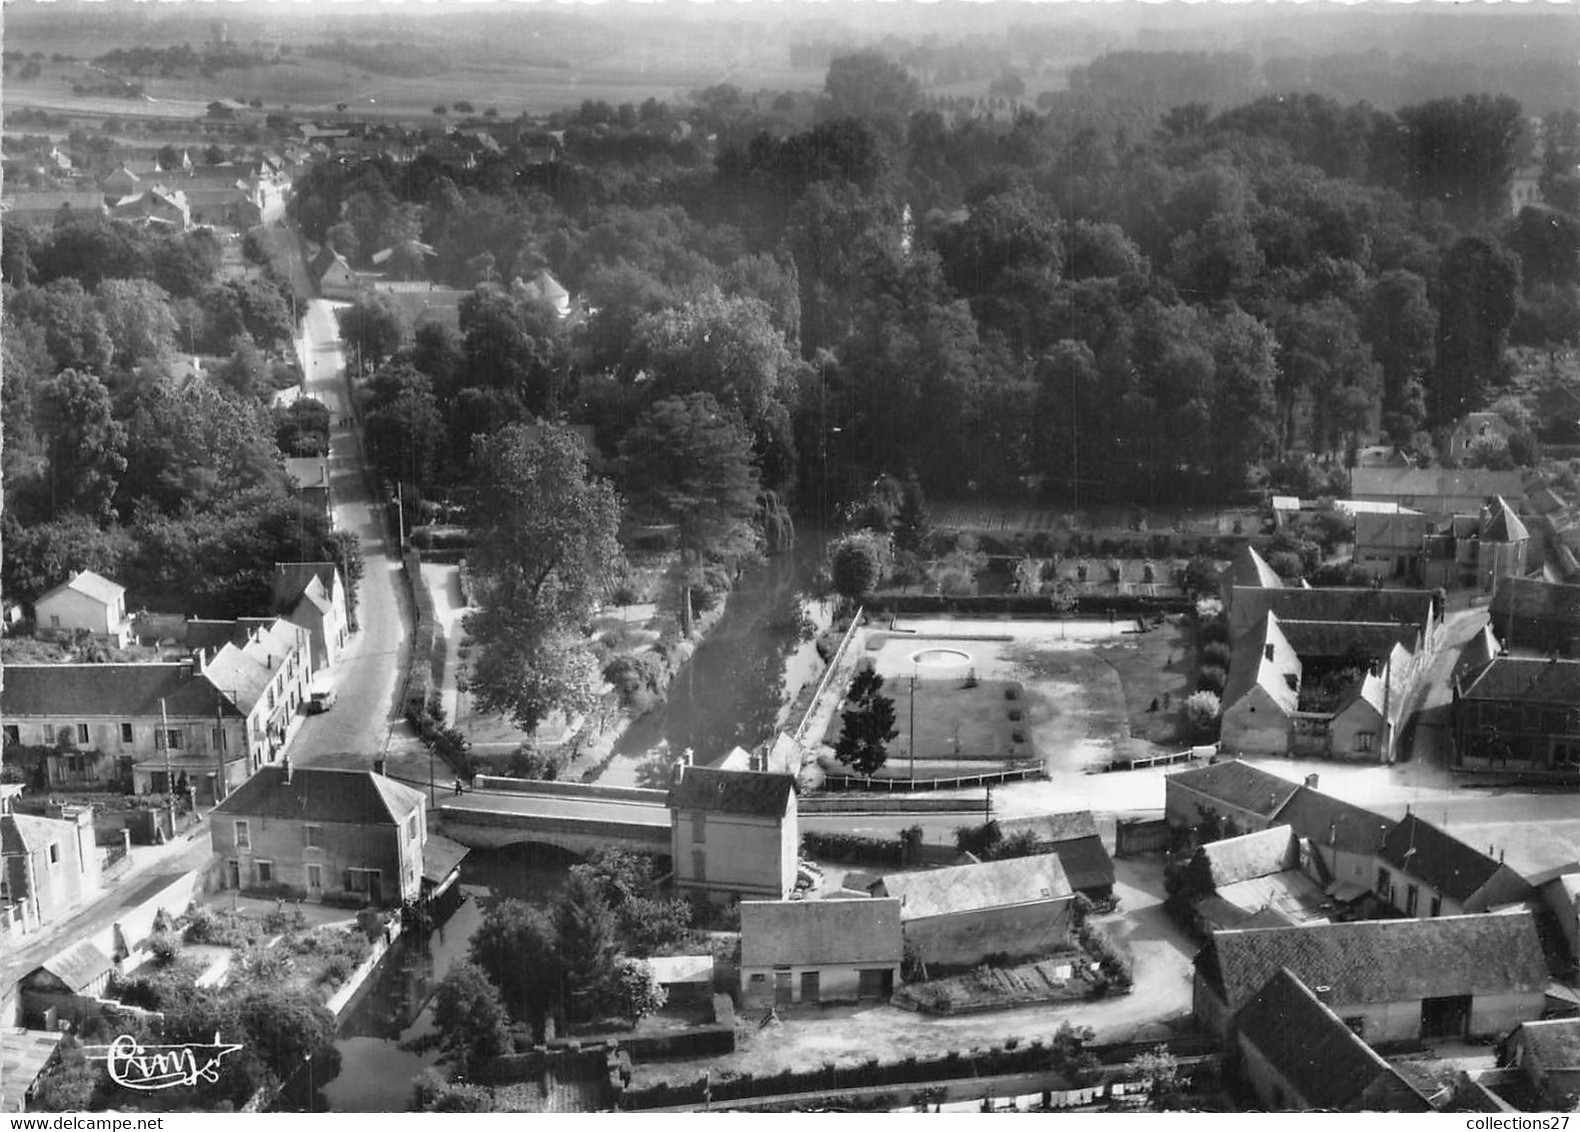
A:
667 767 798 903
1351 467 1528 522
284 457 333 525
210 764 427 905
1179 827 1329 933
994 810 1116 899
1487 577 1580 658
271 562 351 671
1192 912 1549 1042
0 808 102 934
1230 967 1434 1112
1277 784 1396 901
1373 813 1533 918
739 898 902 1010
1452 657 1580 777
872 853 1075 967
16 940 115 1030
1165 760 1303 838
33 570 133 647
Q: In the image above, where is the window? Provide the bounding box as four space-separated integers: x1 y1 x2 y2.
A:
48 843 60 866
165 730 182 750
1356 732 1375 753
75 724 89 745
43 724 56 745
691 849 706 882
749 973 765 983
307 863 322 890
305 824 321 849
121 723 134 743
49 614 61 628
1375 868 1391 899
3 725 17 745
407 814 418 842
211 726 225 749
256 860 274 884
1405 884 1419 916
1429 895 1442 917
692 814 707 844
235 820 250 850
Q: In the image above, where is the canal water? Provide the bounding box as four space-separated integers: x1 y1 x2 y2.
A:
286 537 829 1111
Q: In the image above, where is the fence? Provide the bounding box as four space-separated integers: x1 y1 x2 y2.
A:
790 605 864 747
1101 748 1201 773
821 765 1045 792
800 794 984 814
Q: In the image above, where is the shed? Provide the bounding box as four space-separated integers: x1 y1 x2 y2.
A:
874 854 1074 967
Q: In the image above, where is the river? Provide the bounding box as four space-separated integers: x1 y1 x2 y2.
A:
284 538 828 1110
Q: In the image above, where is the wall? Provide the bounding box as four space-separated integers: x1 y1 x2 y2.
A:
1540 876 1580 962
739 961 896 1010
1469 991 1545 1038
1165 781 1278 835
1328 697 1385 764
36 587 116 638
900 899 1073 967
1236 1032 1305 1110
211 814 411 904
1220 685 1293 758
672 808 792 902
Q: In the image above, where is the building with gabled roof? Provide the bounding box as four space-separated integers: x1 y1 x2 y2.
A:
1352 467 1528 521
0 190 108 227
1192 911 1549 1040
1 808 102 934
1226 586 1438 646
1278 782 1396 899
1488 576 1580 658
1230 968 1435 1112
872 853 1074 966
33 569 132 648
1218 544 1282 616
1375 813 1533 918
1453 655 1580 778
211 764 427 905
668 766 797 903
311 245 359 298
518 269 571 318
271 562 350 671
739 898 901 1010
994 810 1115 897
16 939 115 1028
1166 759 1302 837
1175 826 1329 933
1503 1018 1580 1112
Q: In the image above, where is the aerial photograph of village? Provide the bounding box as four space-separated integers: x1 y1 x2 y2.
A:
1 0 1579 1116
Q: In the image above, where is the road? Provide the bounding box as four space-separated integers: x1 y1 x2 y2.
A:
440 788 672 829
284 297 410 770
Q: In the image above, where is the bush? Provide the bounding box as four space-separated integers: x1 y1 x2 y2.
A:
1197 617 1230 647
1199 641 1233 670
1183 690 1221 741
1195 666 1227 695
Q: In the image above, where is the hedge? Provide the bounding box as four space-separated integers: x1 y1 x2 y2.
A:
862 593 1192 617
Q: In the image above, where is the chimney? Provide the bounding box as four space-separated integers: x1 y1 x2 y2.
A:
1313 985 1332 1001
373 757 386 776
178 657 194 679
195 650 205 675
1304 773 1319 790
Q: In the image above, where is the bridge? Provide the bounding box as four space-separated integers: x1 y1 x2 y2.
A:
437 779 672 854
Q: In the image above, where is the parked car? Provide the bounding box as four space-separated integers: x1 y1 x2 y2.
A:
307 688 337 714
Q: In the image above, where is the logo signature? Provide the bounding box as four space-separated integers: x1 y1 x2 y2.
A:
83 1033 243 1091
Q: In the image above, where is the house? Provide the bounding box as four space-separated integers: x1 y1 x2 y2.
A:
1165 759 1302 838
1488 576 1580 657
1449 412 1519 461
1278 782 1396 899
1503 1019 1580 1112
1408 498 1531 592
16 940 115 1029
183 185 262 230
1373 813 1533 918
1225 586 1438 647
518 269 571 319
99 163 145 198
0 1027 67 1113
33 570 132 647
0 808 102 934
2 661 264 803
1230 968 1435 1112
667 766 798 903
994 811 1116 898
284 456 333 524
110 187 190 230
1351 467 1527 521
644 955 715 1006
1353 507 1430 582
311 246 359 298
1179 826 1329 933
1192 912 1549 1040
0 190 108 227
1453 657 1580 776
211 764 427 905
738 898 902 1010
271 562 351 670
872 854 1075 967
1217 544 1282 616
1540 869 1580 965
187 617 314 760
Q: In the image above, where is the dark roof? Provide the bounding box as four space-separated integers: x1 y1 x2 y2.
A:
272 562 340 608
740 898 902 967
1515 1018 1580 1076
1489 576 1580 628
1 663 243 720
421 833 470 885
1279 786 1397 857
1197 827 1298 888
1481 496 1529 542
1168 759 1302 821
1378 813 1506 903
1352 467 1527 504
997 814 1115 890
1196 912 1549 1010
1223 544 1283 592
1233 968 1434 1112
213 765 422 825
999 810 1099 843
1459 656 1580 705
1236 588 1436 631
184 617 279 653
1278 620 1418 661
668 767 795 818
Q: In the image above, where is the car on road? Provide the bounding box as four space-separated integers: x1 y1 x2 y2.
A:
307 688 337 714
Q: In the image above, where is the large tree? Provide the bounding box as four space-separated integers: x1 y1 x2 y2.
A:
1362 270 1437 443
1398 93 1525 227
464 422 623 731
336 291 411 371
432 961 511 1072
1431 236 1521 425
36 368 127 519
554 870 622 1024
834 665 898 776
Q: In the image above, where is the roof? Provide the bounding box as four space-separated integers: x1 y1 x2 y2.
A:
520 269 570 304
1223 544 1283 592
273 562 341 605
1233 588 1436 634
1168 759 1302 822
1515 1018 1580 1073
740 898 902 968
1 663 244 720
1222 612 1300 713
645 955 714 985
996 812 1115 891
1196 911 1549 1010
1233 968 1434 1112
36 939 114 993
668 767 795 818
877 854 1072 920
1379 813 1509 903
1481 496 1529 543
1279 786 1396 857
0 1027 66 1113
421 833 470 885
1459 656 1580 705
1196 827 1298 888
201 643 272 715
1 813 76 858
1489 576 1580 628
1 191 108 215
284 457 329 490
36 570 125 608
213 765 423 825
998 810 1098 844
1352 467 1528 505
1278 619 1418 661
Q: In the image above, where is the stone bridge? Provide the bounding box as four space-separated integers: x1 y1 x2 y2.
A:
436 778 672 855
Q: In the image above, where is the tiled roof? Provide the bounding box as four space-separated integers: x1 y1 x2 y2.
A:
1223 612 1300 713
740 898 902 968
1379 813 1507 903
1 663 244 720
1481 496 1529 543
1196 911 1549 1010
202 643 271 714
1 191 108 215
1515 1018 1580 1075
996 812 1115 890
36 939 114 993
1233 968 1434 1112
1279 787 1396 857
1352 467 1528 504
1196 827 1298 888
1459 656 1580 705
36 569 125 608
1278 619 1418 662
877 853 1071 920
1 813 74 857
1223 544 1283 592
1234 588 1436 633
1489 576 1580 628
998 810 1099 843
213 765 422 825
273 562 340 606
421 832 469 885
668 767 795 817
1168 759 1302 821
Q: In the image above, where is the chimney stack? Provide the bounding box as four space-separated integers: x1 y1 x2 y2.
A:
178 657 194 679
373 757 386 776
1304 773 1319 790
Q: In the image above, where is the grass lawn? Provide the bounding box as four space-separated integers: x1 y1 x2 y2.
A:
822 676 1033 767
1090 617 1194 751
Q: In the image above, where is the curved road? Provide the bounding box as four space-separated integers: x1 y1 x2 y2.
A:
285 297 410 768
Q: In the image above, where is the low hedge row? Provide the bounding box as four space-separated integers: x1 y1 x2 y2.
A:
863 593 1192 617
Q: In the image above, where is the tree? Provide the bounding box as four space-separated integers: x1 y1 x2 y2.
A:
1398 94 1524 226
469 899 560 1027
611 958 666 1022
465 423 623 731
829 531 888 601
1183 690 1221 742
1363 270 1436 443
459 282 567 416
834 666 897 776
337 292 411 370
555 870 622 1024
96 277 178 367
1431 237 1521 425
822 50 921 145
362 364 443 488
36 369 127 519
1125 1046 1182 1107
432 961 511 1072
235 985 335 1082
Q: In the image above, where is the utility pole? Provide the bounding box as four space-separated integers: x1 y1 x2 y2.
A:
909 671 917 783
159 698 176 835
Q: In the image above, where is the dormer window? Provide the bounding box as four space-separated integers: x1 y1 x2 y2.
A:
1264 644 1275 662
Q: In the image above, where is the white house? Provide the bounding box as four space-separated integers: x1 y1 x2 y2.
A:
34 571 133 648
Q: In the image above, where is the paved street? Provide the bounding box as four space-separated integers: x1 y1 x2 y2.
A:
285 297 411 771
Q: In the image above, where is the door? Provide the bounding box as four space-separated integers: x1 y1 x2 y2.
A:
367 871 383 905
226 860 240 889
858 968 894 999
800 971 820 1003
773 970 793 1007
1421 994 1472 1039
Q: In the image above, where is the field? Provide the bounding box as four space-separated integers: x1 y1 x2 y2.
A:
822 670 1031 771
